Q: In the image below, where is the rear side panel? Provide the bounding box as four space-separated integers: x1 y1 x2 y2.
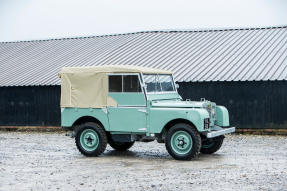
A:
61 108 110 131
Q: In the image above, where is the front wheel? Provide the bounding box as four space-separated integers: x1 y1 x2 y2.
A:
75 122 107 157
200 135 224 154
165 123 201 160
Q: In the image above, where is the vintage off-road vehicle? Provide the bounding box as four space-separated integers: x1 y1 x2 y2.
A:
59 65 235 160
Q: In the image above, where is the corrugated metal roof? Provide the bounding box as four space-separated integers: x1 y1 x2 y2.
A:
0 26 287 87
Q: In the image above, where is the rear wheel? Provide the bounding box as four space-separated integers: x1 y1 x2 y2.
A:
75 122 107 157
165 123 201 160
200 135 224 154
109 140 135 151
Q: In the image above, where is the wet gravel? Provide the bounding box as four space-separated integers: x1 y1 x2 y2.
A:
0 132 286 191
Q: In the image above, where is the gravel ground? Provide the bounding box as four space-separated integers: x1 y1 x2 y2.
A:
0 132 286 191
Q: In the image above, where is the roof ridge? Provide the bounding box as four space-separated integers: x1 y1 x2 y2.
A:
1 25 286 44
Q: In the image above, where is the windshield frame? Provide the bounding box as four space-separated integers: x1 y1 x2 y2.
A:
141 73 178 94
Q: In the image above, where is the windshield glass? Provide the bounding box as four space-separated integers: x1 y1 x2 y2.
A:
143 74 175 93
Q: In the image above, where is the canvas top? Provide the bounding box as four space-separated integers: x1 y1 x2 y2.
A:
59 65 172 108
59 65 172 76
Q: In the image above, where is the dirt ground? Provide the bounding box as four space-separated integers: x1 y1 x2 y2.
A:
0 132 286 191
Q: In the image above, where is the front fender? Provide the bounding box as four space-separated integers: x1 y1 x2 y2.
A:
187 108 210 132
215 106 230 127
149 108 209 133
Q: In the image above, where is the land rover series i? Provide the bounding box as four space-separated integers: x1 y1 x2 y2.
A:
59 65 235 160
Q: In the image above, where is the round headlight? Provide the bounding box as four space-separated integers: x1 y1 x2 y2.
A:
211 108 216 117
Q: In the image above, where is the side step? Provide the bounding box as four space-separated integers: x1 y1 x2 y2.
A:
110 134 156 142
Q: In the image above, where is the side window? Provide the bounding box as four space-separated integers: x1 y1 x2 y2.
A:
109 75 122 92
123 75 141 92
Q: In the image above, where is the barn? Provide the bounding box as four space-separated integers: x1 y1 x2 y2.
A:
0 26 287 129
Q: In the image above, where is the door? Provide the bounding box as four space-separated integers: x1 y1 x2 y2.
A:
107 74 147 133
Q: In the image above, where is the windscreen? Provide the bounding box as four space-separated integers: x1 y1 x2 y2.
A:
143 74 175 93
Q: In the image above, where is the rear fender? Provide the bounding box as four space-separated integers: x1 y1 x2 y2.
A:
61 107 110 131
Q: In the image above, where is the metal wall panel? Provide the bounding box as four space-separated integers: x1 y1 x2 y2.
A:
178 81 287 129
0 81 286 129
0 86 60 126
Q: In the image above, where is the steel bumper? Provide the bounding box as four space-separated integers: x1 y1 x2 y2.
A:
204 126 236 138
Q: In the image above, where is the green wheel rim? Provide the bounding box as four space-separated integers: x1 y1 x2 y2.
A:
171 130 193 155
80 129 99 152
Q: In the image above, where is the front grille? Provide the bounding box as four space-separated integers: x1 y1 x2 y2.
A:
204 118 210 129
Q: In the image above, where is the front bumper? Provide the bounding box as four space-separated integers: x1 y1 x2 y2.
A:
204 126 235 138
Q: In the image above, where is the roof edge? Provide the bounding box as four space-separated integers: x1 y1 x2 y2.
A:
60 65 172 75
1 24 286 44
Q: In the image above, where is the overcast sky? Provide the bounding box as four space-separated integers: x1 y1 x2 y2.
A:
0 0 286 42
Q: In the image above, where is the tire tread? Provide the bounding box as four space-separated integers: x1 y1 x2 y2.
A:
200 136 224 154
75 122 107 157
165 123 201 160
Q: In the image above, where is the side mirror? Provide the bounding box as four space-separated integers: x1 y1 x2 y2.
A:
175 84 179 89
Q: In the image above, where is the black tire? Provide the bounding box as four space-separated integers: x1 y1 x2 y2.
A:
200 135 224 154
165 123 201 160
75 122 107 157
109 140 135 151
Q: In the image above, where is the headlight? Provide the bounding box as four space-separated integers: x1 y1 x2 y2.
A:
211 107 216 118
203 102 216 119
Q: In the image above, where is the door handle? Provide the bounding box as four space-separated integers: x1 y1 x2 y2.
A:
138 109 147 113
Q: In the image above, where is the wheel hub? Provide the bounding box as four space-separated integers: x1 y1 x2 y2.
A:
178 138 187 148
85 135 94 145
80 129 99 151
171 131 193 155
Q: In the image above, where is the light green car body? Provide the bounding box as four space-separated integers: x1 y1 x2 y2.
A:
61 88 231 138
